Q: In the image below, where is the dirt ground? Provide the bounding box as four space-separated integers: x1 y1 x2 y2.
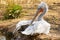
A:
0 1 60 40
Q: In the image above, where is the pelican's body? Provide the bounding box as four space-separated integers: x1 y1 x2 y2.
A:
13 2 51 35
21 19 50 35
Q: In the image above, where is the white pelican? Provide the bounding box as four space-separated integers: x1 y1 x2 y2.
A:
13 2 51 35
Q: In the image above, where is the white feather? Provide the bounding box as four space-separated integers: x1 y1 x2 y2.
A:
13 20 31 33
21 19 50 35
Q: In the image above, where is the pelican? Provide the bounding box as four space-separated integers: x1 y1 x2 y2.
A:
13 2 51 35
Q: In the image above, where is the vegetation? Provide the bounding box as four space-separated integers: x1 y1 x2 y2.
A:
3 4 22 19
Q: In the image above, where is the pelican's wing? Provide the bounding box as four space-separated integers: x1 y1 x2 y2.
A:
13 20 31 33
21 21 38 35
21 24 35 35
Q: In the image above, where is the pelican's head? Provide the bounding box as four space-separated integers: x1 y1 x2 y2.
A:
37 2 48 14
35 2 48 21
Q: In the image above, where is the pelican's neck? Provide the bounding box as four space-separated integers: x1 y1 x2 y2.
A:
36 10 46 21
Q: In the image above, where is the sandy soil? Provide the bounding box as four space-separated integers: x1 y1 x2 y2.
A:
0 1 60 40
